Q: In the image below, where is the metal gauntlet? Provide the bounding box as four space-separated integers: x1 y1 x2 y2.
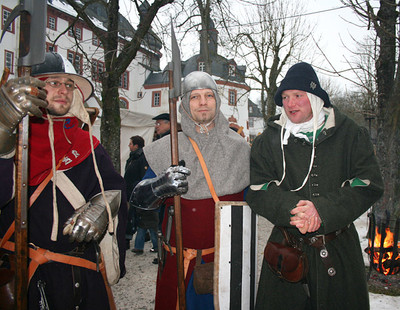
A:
0 77 47 155
130 166 191 210
63 190 121 243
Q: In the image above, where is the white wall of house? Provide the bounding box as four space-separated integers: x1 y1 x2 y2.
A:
2 0 254 167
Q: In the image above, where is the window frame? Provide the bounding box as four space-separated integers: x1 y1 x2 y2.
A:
198 61 205 72
67 50 83 75
68 25 83 41
2 6 15 34
119 97 129 109
152 91 161 107
228 89 237 106
4 50 14 74
47 14 57 30
91 58 105 82
46 42 58 53
119 71 129 90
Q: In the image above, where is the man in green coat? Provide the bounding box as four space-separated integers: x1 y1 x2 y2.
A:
246 62 383 309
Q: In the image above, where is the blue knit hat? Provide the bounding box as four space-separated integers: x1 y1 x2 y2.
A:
274 62 331 107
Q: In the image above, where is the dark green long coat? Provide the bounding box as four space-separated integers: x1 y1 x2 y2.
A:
246 107 383 310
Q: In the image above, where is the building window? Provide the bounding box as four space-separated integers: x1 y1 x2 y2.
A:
119 72 129 89
229 64 236 76
119 97 129 109
92 34 98 46
2 6 15 34
67 50 83 75
229 89 237 106
4 50 14 74
137 92 143 98
68 25 83 40
46 42 57 53
119 71 129 90
198 62 205 72
248 118 254 127
152 91 161 107
92 34 103 47
47 15 57 30
91 59 104 82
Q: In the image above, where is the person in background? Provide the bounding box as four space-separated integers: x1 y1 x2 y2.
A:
0 52 127 309
153 113 171 140
246 62 383 309
124 135 148 249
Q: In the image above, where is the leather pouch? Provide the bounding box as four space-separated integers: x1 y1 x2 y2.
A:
264 227 308 283
193 250 214 295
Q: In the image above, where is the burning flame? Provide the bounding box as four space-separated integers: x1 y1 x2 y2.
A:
369 227 400 275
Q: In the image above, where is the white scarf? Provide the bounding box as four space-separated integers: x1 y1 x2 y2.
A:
282 93 326 145
278 93 326 191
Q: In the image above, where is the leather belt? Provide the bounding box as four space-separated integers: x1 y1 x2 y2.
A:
300 225 350 248
297 225 350 277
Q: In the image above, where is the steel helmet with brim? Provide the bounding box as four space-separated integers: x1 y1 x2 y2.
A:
31 52 93 101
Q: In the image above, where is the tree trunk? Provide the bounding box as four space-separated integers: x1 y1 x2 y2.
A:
101 0 121 172
372 0 399 215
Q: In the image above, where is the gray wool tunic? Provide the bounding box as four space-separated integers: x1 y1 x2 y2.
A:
246 106 383 310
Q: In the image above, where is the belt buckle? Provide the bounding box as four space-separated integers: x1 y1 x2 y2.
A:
312 234 326 246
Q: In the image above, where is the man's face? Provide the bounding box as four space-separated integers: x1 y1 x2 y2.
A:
189 88 216 126
44 76 75 116
155 119 170 135
129 140 138 152
282 90 313 124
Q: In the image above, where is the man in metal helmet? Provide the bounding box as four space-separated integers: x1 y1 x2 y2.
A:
0 52 127 309
130 71 250 309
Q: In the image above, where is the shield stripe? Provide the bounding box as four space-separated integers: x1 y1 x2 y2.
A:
230 205 243 308
215 202 258 310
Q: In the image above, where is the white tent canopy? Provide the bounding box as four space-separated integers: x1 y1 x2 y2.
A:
92 109 155 175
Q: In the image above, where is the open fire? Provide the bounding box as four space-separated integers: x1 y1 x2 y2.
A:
365 211 400 276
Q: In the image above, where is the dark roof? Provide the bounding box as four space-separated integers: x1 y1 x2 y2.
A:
52 0 162 54
144 54 247 88
182 54 246 83
248 99 263 117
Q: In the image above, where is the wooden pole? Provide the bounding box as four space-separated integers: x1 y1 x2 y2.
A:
168 70 186 309
14 9 31 309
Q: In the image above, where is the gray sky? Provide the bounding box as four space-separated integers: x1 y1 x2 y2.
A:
120 0 374 95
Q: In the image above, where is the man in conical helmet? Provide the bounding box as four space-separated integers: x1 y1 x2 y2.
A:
0 52 127 309
130 71 250 309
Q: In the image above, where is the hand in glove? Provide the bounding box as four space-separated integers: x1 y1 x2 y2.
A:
130 165 191 210
0 77 47 155
63 190 121 243
153 165 191 198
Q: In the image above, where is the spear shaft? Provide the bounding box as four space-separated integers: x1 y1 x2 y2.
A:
168 22 185 309
14 9 32 308
12 1 46 307
168 70 186 310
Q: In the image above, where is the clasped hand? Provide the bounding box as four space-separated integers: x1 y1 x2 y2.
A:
290 200 321 234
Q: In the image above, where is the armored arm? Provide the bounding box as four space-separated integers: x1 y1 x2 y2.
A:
130 166 191 210
0 77 47 155
63 190 121 243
